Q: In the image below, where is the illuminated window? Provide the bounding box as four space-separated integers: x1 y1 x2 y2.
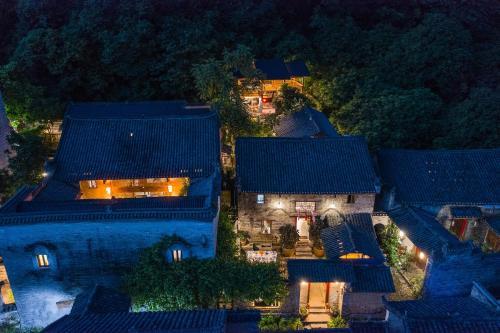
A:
340 253 370 260
88 180 97 189
132 179 139 186
36 254 50 268
257 194 265 204
172 249 182 262
147 178 154 183
295 201 316 212
346 195 356 204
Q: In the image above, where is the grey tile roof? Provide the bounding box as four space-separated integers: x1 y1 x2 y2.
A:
274 107 338 138
352 265 395 293
236 137 377 194
407 321 500 333
287 260 394 293
0 91 12 169
287 259 354 283
485 216 500 234
53 101 220 182
387 207 468 257
32 179 80 202
385 296 499 320
450 206 482 218
377 149 500 205
349 321 388 333
385 296 500 333
70 286 131 316
42 309 227 333
321 214 384 262
253 59 295 80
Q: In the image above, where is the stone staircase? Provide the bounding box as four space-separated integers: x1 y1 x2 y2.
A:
295 237 313 258
304 307 331 329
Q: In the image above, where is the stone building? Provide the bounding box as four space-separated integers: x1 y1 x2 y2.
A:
0 101 221 328
236 136 379 247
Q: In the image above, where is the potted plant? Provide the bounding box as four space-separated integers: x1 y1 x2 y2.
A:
279 224 300 257
309 217 328 257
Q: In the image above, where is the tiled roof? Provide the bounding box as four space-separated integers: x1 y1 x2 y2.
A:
287 260 394 293
236 137 377 194
485 216 500 235
252 59 310 80
285 60 310 77
450 206 482 218
287 259 354 283
0 186 35 213
377 149 500 205
70 286 130 316
0 92 12 169
387 207 467 257
407 320 500 333
274 107 338 138
385 296 499 320
255 59 291 80
321 214 384 262
53 101 220 182
32 179 80 202
42 309 227 333
385 296 500 333
352 265 395 293
349 321 388 333
17 196 207 213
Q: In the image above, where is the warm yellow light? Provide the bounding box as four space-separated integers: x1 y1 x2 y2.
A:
330 203 337 209
105 187 111 195
167 185 173 193
419 252 426 260
300 280 308 286
42 172 48 177
399 230 405 238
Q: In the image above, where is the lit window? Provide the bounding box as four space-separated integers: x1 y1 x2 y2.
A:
147 178 154 183
167 185 173 193
346 195 356 204
257 194 265 204
132 179 139 186
88 180 97 189
36 254 49 268
172 250 182 262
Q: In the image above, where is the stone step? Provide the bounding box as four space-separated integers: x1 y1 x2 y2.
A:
308 307 330 313
304 313 331 324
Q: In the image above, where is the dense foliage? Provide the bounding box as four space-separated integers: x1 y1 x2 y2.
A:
258 315 304 331
124 236 287 311
216 208 239 259
0 0 498 197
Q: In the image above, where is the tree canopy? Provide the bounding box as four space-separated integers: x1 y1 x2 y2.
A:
0 0 499 198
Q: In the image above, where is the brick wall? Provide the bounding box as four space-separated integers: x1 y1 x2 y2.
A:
0 219 216 328
341 292 387 320
237 192 375 237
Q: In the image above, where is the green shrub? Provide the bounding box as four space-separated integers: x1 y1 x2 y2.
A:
258 315 303 331
327 315 348 328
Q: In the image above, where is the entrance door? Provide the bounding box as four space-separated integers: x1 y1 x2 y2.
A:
308 283 327 308
296 217 310 238
450 219 468 240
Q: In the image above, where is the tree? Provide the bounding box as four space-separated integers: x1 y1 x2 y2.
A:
333 86 442 149
192 45 260 144
434 87 500 148
124 236 287 311
5 129 49 189
379 222 401 267
216 208 239 260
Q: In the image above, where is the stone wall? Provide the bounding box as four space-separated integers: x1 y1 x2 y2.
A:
423 250 500 297
0 218 216 328
237 192 375 237
341 292 387 320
